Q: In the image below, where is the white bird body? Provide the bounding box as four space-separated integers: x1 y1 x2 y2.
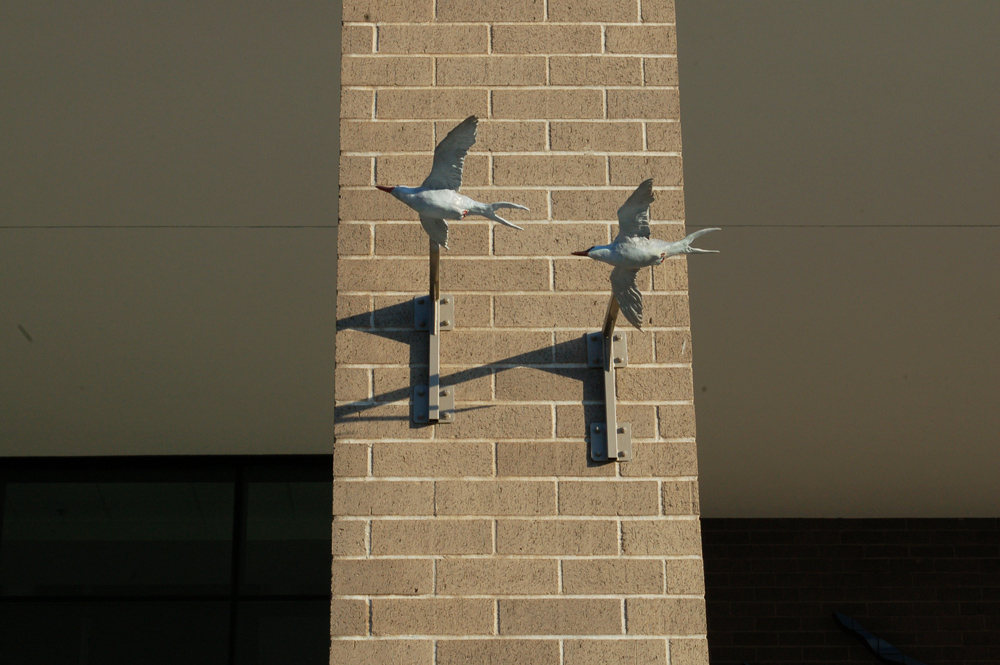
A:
573 179 720 329
376 116 528 248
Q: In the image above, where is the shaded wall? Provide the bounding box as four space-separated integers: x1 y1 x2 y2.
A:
703 518 1000 664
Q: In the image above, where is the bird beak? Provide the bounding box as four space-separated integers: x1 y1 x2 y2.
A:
571 249 591 257
375 185 394 193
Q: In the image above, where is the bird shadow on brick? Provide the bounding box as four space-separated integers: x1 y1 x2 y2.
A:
335 300 603 430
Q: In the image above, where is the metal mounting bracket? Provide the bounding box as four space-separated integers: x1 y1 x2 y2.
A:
589 295 632 462
412 240 455 424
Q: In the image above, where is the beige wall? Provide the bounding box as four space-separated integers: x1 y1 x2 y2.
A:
333 1 708 662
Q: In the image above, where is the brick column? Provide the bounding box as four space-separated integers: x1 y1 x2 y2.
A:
334 1 709 663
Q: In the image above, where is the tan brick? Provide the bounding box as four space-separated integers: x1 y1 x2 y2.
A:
437 0 544 21
641 294 691 327
374 222 489 256
651 257 688 291
621 519 701 555
608 89 680 119
340 120 435 153
338 258 425 292
371 518 492 555
655 405 696 441
550 122 644 152
340 155 372 186
617 366 692 400
462 187 547 222
335 367 370 403
564 639 667 665
494 294 609 328
667 559 706 595
626 598 706 635
337 223 372 256
373 365 491 402
553 257 647 292
336 294 372 327
332 559 433 595
378 24 488 55
497 519 618 555
444 330 552 365
620 441 698 477
333 480 433 516
342 55 433 86
645 121 683 152
648 222 689 242
492 25 602 54
340 188 423 221
494 223 600 257
336 403 434 440
562 559 664 595
435 404 552 440
437 640 559 665
662 480 696 515
330 640 433 664
369 293 492 331
559 480 659 516
333 442 368 477
437 480 556 515
332 519 367 556
494 155 605 187
459 120 547 152
342 25 374 54
645 57 679 86
377 89 489 120
372 598 493 636
372 441 493 477
436 56 546 86
642 0 676 23
342 0 433 22
548 0 638 22
497 441 616 477
669 638 709 665
610 156 683 187
331 599 368 636
335 328 423 364
493 89 603 120
341 89 374 120
606 26 676 55
437 559 558 595
441 258 549 292
555 404 657 440
549 56 643 86
499 598 621 635
495 366 596 401
552 188 685 221
375 154 488 188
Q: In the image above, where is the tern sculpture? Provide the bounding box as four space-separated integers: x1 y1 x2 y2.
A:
375 115 528 249
572 179 720 329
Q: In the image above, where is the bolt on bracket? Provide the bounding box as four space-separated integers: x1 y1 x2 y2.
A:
588 296 632 462
412 240 455 424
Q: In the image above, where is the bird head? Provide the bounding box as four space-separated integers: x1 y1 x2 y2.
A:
571 246 595 257
375 185 395 193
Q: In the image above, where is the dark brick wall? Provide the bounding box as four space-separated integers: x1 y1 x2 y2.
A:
702 519 1000 664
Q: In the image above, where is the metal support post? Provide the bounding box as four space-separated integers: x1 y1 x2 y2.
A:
413 240 455 424
587 295 631 461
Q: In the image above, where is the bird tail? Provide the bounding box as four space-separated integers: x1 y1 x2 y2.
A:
678 227 721 253
485 202 528 230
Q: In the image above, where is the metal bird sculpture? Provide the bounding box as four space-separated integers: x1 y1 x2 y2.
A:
375 115 528 249
572 178 720 329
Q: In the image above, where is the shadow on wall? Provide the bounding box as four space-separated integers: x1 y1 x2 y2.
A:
334 299 603 431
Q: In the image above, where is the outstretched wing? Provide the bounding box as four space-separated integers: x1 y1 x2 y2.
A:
614 178 654 241
419 215 450 249
611 266 644 329
421 116 477 191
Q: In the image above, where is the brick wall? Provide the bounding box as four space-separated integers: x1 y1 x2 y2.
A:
333 1 708 662
703 518 1000 664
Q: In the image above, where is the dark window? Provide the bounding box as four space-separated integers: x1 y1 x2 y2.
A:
0 456 331 665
